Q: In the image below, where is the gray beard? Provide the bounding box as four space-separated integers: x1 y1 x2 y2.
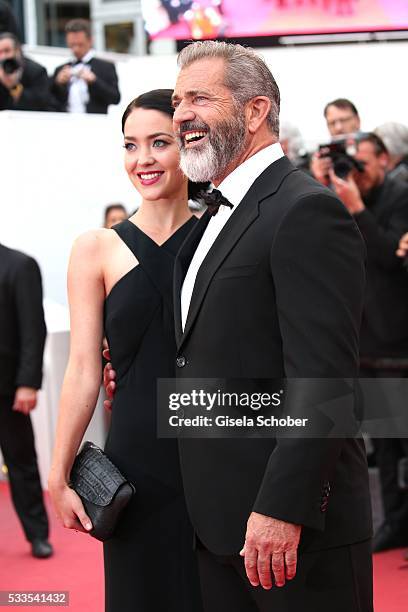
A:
179 115 247 183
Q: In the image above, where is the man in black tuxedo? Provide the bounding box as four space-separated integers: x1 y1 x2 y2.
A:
0 243 52 558
50 19 120 114
169 41 373 611
0 32 50 111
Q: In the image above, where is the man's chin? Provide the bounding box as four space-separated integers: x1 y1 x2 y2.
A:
356 182 370 197
180 151 217 183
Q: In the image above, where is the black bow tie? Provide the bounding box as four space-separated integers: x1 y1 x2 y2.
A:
72 59 88 66
197 189 234 217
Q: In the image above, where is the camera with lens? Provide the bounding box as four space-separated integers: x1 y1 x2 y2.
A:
319 135 366 179
0 56 22 75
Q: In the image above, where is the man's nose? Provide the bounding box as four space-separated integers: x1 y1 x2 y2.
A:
173 103 195 129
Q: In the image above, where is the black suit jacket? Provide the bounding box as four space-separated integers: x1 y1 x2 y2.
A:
50 57 120 114
0 56 50 111
0 244 46 396
173 157 372 555
355 176 408 359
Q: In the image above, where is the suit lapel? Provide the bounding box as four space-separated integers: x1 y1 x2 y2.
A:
176 157 298 351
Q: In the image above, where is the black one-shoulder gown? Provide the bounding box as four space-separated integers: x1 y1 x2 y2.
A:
103 217 202 612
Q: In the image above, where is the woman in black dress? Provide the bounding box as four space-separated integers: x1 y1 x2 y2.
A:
49 90 204 611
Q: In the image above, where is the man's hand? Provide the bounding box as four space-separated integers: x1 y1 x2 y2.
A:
78 67 96 84
102 347 116 411
310 150 332 186
13 387 38 415
329 170 365 215
55 65 72 85
397 232 408 258
240 512 301 589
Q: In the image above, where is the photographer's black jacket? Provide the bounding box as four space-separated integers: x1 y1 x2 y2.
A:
0 56 50 111
355 176 408 359
0 244 46 396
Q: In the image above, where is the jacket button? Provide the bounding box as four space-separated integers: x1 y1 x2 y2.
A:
176 356 186 368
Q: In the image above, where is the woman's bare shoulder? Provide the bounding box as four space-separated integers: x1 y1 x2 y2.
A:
71 228 118 258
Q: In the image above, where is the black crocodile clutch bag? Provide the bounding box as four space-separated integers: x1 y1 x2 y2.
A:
69 441 135 542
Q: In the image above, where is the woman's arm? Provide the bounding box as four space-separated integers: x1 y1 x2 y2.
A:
48 230 105 533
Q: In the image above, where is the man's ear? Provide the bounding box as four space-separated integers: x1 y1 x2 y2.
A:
246 96 271 134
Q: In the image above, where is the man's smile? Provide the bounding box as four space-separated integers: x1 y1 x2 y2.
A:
180 124 209 148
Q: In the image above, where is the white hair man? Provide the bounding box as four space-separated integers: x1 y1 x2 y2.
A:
171 40 372 612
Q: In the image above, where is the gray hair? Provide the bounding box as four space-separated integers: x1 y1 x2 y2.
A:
177 41 280 136
374 122 408 158
279 122 305 161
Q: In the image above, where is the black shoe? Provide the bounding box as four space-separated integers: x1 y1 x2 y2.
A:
31 539 53 559
373 522 408 553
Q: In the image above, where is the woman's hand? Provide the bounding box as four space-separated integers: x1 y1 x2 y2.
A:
49 481 93 534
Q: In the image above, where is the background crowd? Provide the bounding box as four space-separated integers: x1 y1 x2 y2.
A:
1 2 408 571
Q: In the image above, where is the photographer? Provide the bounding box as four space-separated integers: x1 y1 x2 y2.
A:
311 98 361 186
375 122 408 184
0 32 49 111
331 132 408 553
50 19 120 114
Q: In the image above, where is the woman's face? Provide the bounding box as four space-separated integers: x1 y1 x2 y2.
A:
123 108 187 202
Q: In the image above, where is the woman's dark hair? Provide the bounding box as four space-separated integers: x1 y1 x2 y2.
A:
121 89 210 201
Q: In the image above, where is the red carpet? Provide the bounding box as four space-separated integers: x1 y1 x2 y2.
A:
1 481 407 611
0 482 103 611
373 548 408 611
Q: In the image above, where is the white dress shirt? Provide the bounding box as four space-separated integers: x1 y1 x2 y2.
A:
67 50 94 114
181 142 284 330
